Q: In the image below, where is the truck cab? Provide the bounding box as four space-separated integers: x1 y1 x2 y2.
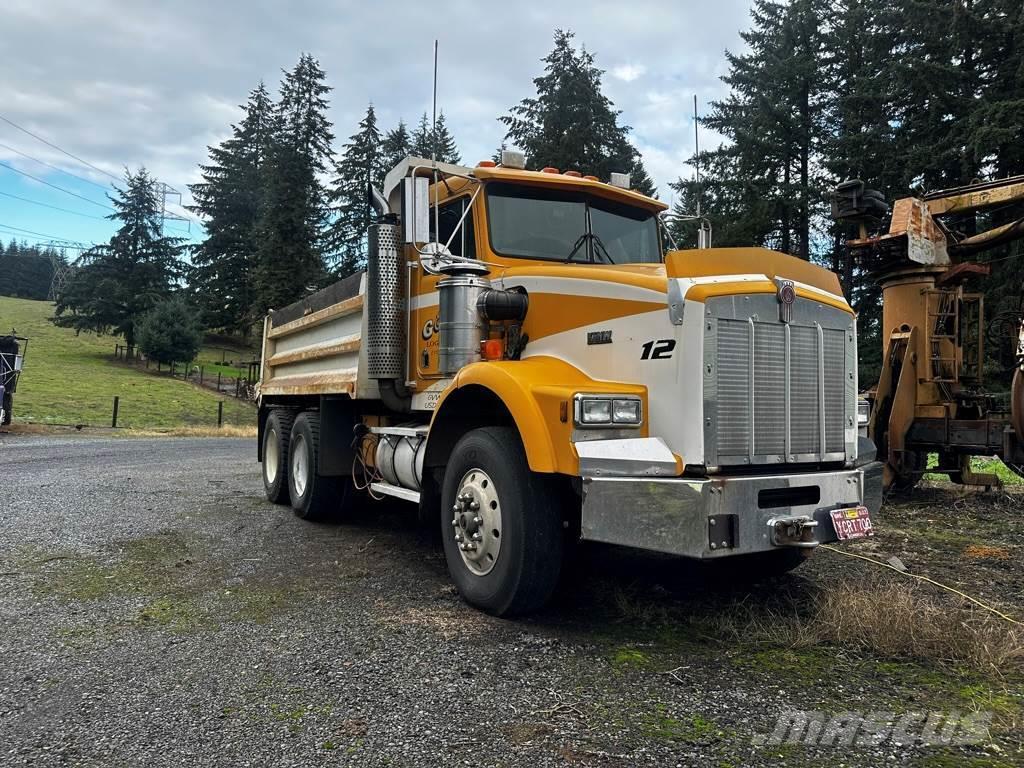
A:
257 154 883 616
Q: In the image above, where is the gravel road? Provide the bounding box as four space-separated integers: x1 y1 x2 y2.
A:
0 434 1018 767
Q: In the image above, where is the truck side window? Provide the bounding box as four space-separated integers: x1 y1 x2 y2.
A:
431 197 476 259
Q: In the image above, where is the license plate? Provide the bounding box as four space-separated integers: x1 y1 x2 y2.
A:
830 506 874 540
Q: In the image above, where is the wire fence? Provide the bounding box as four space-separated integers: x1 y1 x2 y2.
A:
113 344 260 402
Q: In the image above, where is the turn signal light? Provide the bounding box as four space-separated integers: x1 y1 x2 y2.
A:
476 159 496 167
481 339 504 361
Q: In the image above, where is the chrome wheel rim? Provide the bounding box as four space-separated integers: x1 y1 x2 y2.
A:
451 468 501 576
264 427 279 485
290 433 308 498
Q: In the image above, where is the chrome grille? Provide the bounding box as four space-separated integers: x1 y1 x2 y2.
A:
704 300 851 467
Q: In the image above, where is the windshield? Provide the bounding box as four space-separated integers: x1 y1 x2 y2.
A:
486 182 662 264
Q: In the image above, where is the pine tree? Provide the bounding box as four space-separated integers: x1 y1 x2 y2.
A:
253 54 334 313
326 103 383 276
407 111 461 164
893 0 985 190
379 120 412 183
969 0 1024 177
53 168 184 348
136 296 203 366
188 82 273 335
500 29 656 192
432 112 461 164
689 0 829 259
411 113 433 158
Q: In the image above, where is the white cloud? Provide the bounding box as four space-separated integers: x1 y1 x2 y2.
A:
0 0 753 224
611 63 647 82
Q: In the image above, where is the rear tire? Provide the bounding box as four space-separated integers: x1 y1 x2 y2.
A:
441 427 563 617
289 412 347 522
262 409 294 504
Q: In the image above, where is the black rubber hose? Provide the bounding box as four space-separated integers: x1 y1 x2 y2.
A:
477 289 529 322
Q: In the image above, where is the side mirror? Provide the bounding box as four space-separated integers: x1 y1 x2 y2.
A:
401 176 430 244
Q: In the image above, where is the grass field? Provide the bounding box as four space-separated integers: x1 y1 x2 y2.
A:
1 297 255 429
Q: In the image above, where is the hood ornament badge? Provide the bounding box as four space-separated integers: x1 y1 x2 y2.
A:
776 279 796 323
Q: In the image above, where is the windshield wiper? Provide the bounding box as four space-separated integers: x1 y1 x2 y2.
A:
565 233 590 263
591 233 613 263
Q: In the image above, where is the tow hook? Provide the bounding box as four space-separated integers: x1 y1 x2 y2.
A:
767 515 819 548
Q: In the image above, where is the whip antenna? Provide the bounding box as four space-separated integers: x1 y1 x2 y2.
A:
432 40 439 243
693 94 712 248
694 94 701 219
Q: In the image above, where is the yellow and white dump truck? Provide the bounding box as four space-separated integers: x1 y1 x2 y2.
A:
257 154 884 615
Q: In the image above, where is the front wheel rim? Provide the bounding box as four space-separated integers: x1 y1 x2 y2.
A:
451 468 502 576
290 433 308 498
264 427 279 484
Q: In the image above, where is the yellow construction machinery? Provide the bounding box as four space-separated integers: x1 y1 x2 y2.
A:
833 176 1024 490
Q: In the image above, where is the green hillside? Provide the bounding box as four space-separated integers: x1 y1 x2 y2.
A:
0 297 255 429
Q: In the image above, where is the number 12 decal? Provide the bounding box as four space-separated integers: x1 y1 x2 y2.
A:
641 339 676 360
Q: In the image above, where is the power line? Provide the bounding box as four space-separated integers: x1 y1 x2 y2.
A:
0 112 204 229
0 220 95 245
0 112 121 182
0 238 93 252
0 141 113 192
0 190 107 220
0 161 114 211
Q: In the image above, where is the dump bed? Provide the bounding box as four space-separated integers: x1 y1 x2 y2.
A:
258 272 378 400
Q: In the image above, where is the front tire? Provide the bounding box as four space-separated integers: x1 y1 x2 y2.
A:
288 412 347 522
441 427 563 617
262 409 294 504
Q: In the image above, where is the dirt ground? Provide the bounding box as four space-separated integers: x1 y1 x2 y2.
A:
0 434 1021 766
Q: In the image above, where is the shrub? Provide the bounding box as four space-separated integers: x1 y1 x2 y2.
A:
137 297 202 366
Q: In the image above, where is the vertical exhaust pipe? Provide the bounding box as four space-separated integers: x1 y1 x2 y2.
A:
366 185 411 412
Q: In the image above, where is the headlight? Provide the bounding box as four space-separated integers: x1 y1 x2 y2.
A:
574 394 642 427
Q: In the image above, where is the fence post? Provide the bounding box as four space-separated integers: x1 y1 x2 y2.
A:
235 377 240 398
217 371 222 391
200 366 204 385
217 401 223 428
145 358 150 369
170 362 175 378
111 396 119 428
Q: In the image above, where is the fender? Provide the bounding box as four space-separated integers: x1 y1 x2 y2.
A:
429 355 648 474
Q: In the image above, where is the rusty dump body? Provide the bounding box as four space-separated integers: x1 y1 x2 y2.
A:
834 177 1024 489
258 272 374 400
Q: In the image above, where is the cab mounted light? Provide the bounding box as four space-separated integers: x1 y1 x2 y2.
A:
609 172 631 190
573 394 643 427
499 150 526 169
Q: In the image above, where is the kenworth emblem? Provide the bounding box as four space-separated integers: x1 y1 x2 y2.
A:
776 279 796 323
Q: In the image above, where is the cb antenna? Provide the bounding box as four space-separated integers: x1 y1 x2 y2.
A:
693 95 712 249
432 39 439 246
694 94 701 219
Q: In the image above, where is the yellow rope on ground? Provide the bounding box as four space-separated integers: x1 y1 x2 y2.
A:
819 544 1022 627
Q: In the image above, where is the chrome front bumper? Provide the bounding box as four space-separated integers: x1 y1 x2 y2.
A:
580 462 884 559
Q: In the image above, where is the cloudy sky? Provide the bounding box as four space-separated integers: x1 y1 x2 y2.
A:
0 0 753 253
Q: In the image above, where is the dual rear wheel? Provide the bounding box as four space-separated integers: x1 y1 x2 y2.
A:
262 409 350 521
261 412 564 616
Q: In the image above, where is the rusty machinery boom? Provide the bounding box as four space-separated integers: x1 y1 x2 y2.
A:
833 176 1024 490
